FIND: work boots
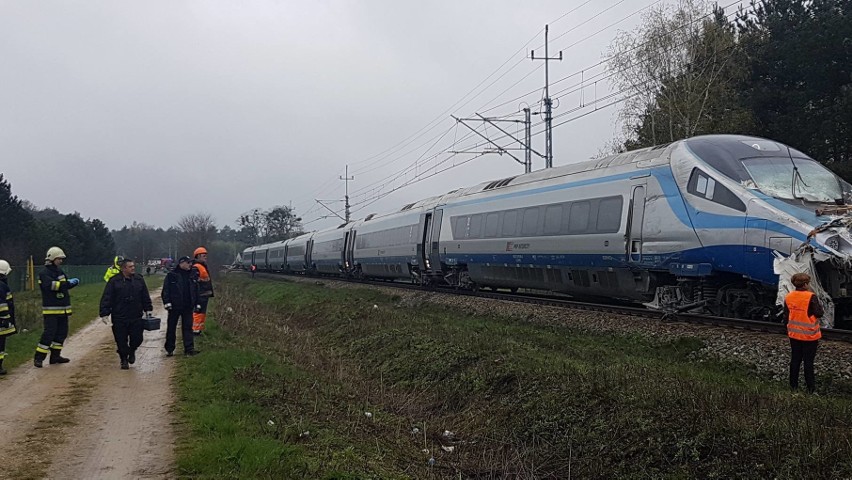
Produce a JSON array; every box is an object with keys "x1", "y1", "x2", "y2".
[
  {"x1": 49, "y1": 349, "x2": 70, "y2": 364},
  {"x1": 34, "y1": 351, "x2": 47, "y2": 368},
  {"x1": 128, "y1": 350, "x2": 136, "y2": 364},
  {"x1": 0, "y1": 359, "x2": 6, "y2": 375}
]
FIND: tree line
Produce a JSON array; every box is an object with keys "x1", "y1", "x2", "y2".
[
  {"x1": 0, "y1": 174, "x2": 303, "y2": 268},
  {"x1": 0, "y1": 174, "x2": 115, "y2": 266},
  {"x1": 609, "y1": 0, "x2": 851, "y2": 179}
]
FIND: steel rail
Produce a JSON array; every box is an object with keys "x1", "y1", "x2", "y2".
[{"x1": 247, "y1": 271, "x2": 852, "y2": 343}]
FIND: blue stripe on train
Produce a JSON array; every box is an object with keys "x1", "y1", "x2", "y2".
[
  {"x1": 358, "y1": 245, "x2": 779, "y2": 285},
  {"x1": 444, "y1": 166, "x2": 810, "y2": 243}
]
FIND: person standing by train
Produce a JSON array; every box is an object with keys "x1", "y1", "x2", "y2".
[
  {"x1": 784, "y1": 273, "x2": 823, "y2": 394},
  {"x1": 99, "y1": 258, "x2": 153, "y2": 369},
  {"x1": 191, "y1": 247, "x2": 214, "y2": 335},
  {"x1": 162, "y1": 256, "x2": 199, "y2": 356},
  {"x1": 34, "y1": 247, "x2": 79, "y2": 368},
  {"x1": 0, "y1": 260, "x2": 16, "y2": 375}
]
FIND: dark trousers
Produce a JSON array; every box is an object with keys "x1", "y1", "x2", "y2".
[
  {"x1": 165, "y1": 308, "x2": 194, "y2": 353},
  {"x1": 112, "y1": 318, "x2": 144, "y2": 360},
  {"x1": 0, "y1": 334, "x2": 7, "y2": 358},
  {"x1": 790, "y1": 338, "x2": 819, "y2": 392},
  {"x1": 38, "y1": 314, "x2": 69, "y2": 352}
]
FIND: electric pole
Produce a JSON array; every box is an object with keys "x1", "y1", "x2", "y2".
[
  {"x1": 451, "y1": 113, "x2": 542, "y2": 174},
  {"x1": 523, "y1": 107, "x2": 532, "y2": 173},
  {"x1": 340, "y1": 165, "x2": 354, "y2": 223},
  {"x1": 531, "y1": 24, "x2": 562, "y2": 168}
]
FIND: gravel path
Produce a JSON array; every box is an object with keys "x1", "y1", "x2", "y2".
[{"x1": 284, "y1": 275, "x2": 852, "y2": 384}]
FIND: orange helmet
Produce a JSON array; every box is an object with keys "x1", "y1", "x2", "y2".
[{"x1": 194, "y1": 247, "x2": 208, "y2": 257}]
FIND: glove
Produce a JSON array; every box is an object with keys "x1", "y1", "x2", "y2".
[
  {"x1": 194, "y1": 305, "x2": 202, "y2": 313},
  {"x1": 164, "y1": 303, "x2": 172, "y2": 310},
  {"x1": 100, "y1": 316, "x2": 109, "y2": 325},
  {"x1": 69, "y1": 278, "x2": 80, "y2": 286}
]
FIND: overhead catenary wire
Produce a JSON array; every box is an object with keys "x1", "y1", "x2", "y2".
[
  {"x1": 302, "y1": 0, "x2": 750, "y2": 226},
  {"x1": 296, "y1": 0, "x2": 638, "y2": 215}
]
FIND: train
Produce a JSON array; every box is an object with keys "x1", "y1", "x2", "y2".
[{"x1": 241, "y1": 135, "x2": 852, "y2": 326}]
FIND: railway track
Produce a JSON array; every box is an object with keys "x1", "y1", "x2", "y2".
[{"x1": 248, "y1": 271, "x2": 852, "y2": 343}]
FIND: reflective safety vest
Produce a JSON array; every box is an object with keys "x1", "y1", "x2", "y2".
[
  {"x1": 785, "y1": 290, "x2": 822, "y2": 341},
  {"x1": 193, "y1": 262, "x2": 214, "y2": 297}
]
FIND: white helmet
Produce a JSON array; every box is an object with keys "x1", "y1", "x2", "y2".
[
  {"x1": 0, "y1": 260, "x2": 10, "y2": 275},
  {"x1": 46, "y1": 247, "x2": 67, "y2": 262}
]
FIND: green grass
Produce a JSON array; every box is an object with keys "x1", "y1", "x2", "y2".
[
  {"x1": 174, "y1": 275, "x2": 852, "y2": 479},
  {"x1": 1, "y1": 273, "x2": 164, "y2": 371}
]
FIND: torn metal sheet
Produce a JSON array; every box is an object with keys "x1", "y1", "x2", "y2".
[{"x1": 774, "y1": 246, "x2": 835, "y2": 328}]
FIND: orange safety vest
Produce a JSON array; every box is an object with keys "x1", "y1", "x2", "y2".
[
  {"x1": 785, "y1": 290, "x2": 822, "y2": 341},
  {"x1": 194, "y1": 263, "x2": 210, "y2": 282}
]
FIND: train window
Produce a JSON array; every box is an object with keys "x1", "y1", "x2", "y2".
[
  {"x1": 522, "y1": 208, "x2": 540, "y2": 236},
  {"x1": 596, "y1": 197, "x2": 623, "y2": 233},
  {"x1": 688, "y1": 169, "x2": 746, "y2": 212},
  {"x1": 451, "y1": 216, "x2": 465, "y2": 239},
  {"x1": 569, "y1": 202, "x2": 591, "y2": 233},
  {"x1": 544, "y1": 205, "x2": 563, "y2": 235},
  {"x1": 468, "y1": 215, "x2": 483, "y2": 238},
  {"x1": 484, "y1": 212, "x2": 500, "y2": 237},
  {"x1": 502, "y1": 210, "x2": 519, "y2": 236}
]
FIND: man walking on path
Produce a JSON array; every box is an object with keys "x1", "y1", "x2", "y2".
[
  {"x1": 162, "y1": 256, "x2": 200, "y2": 357},
  {"x1": 191, "y1": 247, "x2": 214, "y2": 334},
  {"x1": 35, "y1": 247, "x2": 79, "y2": 368},
  {"x1": 99, "y1": 258, "x2": 153, "y2": 370},
  {"x1": 0, "y1": 260, "x2": 16, "y2": 375}
]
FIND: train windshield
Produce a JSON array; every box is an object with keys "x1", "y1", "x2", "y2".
[{"x1": 740, "y1": 157, "x2": 843, "y2": 203}]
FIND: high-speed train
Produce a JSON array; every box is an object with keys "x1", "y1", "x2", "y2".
[{"x1": 242, "y1": 135, "x2": 852, "y2": 322}]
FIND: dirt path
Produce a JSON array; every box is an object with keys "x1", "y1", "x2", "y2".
[{"x1": 0, "y1": 289, "x2": 177, "y2": 480}]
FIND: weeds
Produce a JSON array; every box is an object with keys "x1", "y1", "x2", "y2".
[{"x1": 175, "y1": 275, "x2": 852, "y2": 479}]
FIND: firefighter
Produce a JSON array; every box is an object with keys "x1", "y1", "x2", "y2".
[
  {"x1": 784, "y1": 272, "x2": 823, "y2": 394},
  {"x1": 99, "y1": 258, "x2": 153, "y2": 369},
  {"x1": 162, "y1": 256, "x2": 200, "y2": 356},
  {"x1": 103, "y1": 255, "x2": 123, "y2": 282},
  {"x1": 0, "y1": 260, "x2": 16, "y2": 375},
  {"x1": 191, "y1": 247, "x2": 213, "y2": 334},
  {"x1": 35, "y1": 247, "x2": 79, "y2": 368}
]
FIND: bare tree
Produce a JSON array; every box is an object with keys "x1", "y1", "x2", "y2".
[
  {"x1": 177, "y1": 212, "x2": 217, "y2": 253},
  {"x1": 608, "y1": 0, "x2": 740, "y2": 147}
]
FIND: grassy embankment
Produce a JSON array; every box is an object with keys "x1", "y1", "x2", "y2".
[
  {"x1": 175, "y1": 275, "x2": 852, "y2": 479},
  {"x1": 1, "y1": 274, "x2": 164, "y2": 371}
]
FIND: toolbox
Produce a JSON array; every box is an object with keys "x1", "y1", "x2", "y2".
[{"x1": 142, "y1": 315, "x2": 161, "y2": 331}]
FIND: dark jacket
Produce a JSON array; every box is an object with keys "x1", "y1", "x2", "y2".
[
  {"x1": 39, "y1": 264, "x2": 77, "y2": 313},
  {"x1": 162, "y1": 266, "x2": 198, "y2": 311},
  {"x1": 100, "y1": 273, "x2": 153, "y2": 321}
]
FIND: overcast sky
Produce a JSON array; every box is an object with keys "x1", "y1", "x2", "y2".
[{"x1": 2, "y1": 0, "x2": 690, "y2": 231}]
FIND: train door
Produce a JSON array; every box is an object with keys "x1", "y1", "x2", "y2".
[
  {"x1": 420, "y1": 213, "x2": 433, "y2": 271},
  {"x1": 305, "y1": 239, "x2": 314, "y2": 271},
  {"x1": 343, "y1": 231, "x2": 355, "y2": 272},
  {"x1": 429, "y1": 209, "x2": 444, "y2": 272},
  {"x1": 627, "y1": 185, "x2": 646, "y2": 264},
  {"x1": 283, "y1": 245, "x2": 289, "y2": 271},
  {"x1": 744, "y1": 199, "x2": 768, "y2": 280}
]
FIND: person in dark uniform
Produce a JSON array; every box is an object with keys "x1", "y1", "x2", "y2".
[
  {"x1": 162, "y1": 256, "x2": 200, "y2": 357},
  {"x1": 0, "y1": 260, "x2": 16, "y2": 375},
  {"x1": 35, "y1": 247, "x2": 79, "y2": 368},
  {"x1": 99, "y1": 258, "x2": 153, "y2": 370}
]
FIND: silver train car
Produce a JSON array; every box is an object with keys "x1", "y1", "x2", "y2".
[{"x1": 244, "y1": 135, "x2": 852, "y2": 322}]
